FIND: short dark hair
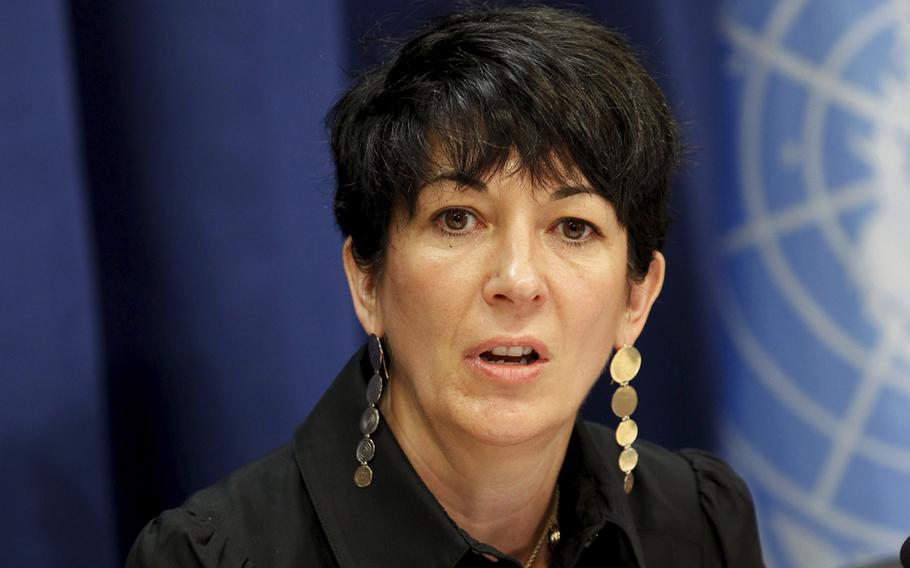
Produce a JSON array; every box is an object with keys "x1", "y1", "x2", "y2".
[{"x1": 329, "y1": 5, "x2": 679, "y2": 280}]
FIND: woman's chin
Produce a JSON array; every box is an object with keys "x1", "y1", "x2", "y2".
[{"x1": 450, "y1": 401, "x2": 565, "y2": 448}]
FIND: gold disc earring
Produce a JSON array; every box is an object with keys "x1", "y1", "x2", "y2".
[
  {"x1": 354, "y1": 334, "x2": 388, "y2": 488},
  {"x1": 610, "y1": 344, "x2": 641, "y2": 494}
]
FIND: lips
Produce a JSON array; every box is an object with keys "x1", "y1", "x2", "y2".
[
  {"x1": 465, "y1": 337, "x2": 550, "y2": 384},
  {"x1": 478, "y1": 345, "x2": 540, "y2": 365}
]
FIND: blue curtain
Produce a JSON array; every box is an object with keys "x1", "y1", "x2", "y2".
[
  {"x1": 1, "y1": 3, "x2": 115, "y2": 566},
  {"x1": 3, "y1": 1, "x2": 907, "y2": 566},
  {"x1": 3, "y1": 1, "x2": 354, "y2": 564}
]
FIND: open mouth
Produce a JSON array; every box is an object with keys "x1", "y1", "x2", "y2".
[{"x1": 478, "y1": 346, "x2": 541, "y2": 365}]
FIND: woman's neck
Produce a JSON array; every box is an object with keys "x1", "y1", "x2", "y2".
[{"x1": 381, "y1": 388, "x2": 571, "y2": 566}]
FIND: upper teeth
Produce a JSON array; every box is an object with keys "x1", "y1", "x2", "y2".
[{"x1": 490, "y1": 346, "x2": 533, "y2": 356}]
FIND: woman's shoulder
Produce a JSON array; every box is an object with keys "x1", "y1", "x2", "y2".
[
  {"x1": 126, "y1": 443, "x2": 334, "y2": 568},
  {"x1": 581, "y1": 421, "x2": 764, "y2": 566}
]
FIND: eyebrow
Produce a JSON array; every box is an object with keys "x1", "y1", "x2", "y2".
[
  {"x1": 428, "y1": 171, "x2": 487, "y2": 191},
  {"x1": 427, "y1": 171, "x2": 595, "y2": 201},
  {"x1": 549, "y1": 185, "x2": 594, "y2": 200}
]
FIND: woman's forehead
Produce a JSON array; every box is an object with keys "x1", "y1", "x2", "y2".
[
  {"x1": 421, "y1": 171, "x2": 597, "y2": 202},
  {"x1": 423, "y1": 150, "x2": 595, "y2": 194}
]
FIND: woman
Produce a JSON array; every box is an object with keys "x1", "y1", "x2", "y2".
[{"x1": 128, "y1": 6, "x2": 764, "y2": 567}]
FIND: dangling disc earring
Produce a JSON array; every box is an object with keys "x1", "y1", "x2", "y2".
[
  {"x1": 353, "y1": 334, "x2": 388, "y2": 488},
  {"x1": 610, "y1": 344, "x2": 641, "y2": 494}
]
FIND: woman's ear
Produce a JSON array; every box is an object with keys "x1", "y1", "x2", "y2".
[
  {"x1": 342, "y1": 237, "x2": 383, "y2": 335},
  {"x1": 618, "y1": 251, "x2": 666, "y2": 347}
]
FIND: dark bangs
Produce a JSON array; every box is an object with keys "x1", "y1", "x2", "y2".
[{"x1": 329, "y1": 6, "x2": 679, "y2": 278}]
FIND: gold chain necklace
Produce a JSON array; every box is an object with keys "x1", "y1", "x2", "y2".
[{"x1": 523, "y1": 484, "x2": 560, "y2": 568}]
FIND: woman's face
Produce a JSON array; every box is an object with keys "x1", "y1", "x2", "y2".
[{"x1": 344, "y1": 164, "x2": 664, "y2": 447}]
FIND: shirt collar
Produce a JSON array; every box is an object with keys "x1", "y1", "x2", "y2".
[
  {"x1": 294, "y1": 347, "x2": 646, "y2": 567},
  {"x1": 564, "y1": 414, "x2": 648, "y2": 566}
]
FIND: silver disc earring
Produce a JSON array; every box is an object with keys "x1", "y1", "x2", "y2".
[{"x1": 354, "y1": 334, "x2": 388, "y2": 488}]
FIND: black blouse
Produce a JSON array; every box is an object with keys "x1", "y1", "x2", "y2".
[{"x1": 127, "y1": 348, "x2": 765, "y2": 567}]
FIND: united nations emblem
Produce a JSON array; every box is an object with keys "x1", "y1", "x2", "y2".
[{"x1": 717, "y1": 1, "x2": 910, "y2": 565}]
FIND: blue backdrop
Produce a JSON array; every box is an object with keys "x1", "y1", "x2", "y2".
[{"x1": 2, "y1": 1, "x2": 907, "y2": 567}]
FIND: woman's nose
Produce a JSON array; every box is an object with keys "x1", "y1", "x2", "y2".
[{"x1": 481, "y1": 232, "x2": 547, "y2": 309}]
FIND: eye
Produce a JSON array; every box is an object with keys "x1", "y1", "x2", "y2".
[
  {"x1": 434, "y1": 208, "x2": 479, "y2": 235},
  {"x1": 556, "y1": 218, "x2": 594, "y2": 242}
]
